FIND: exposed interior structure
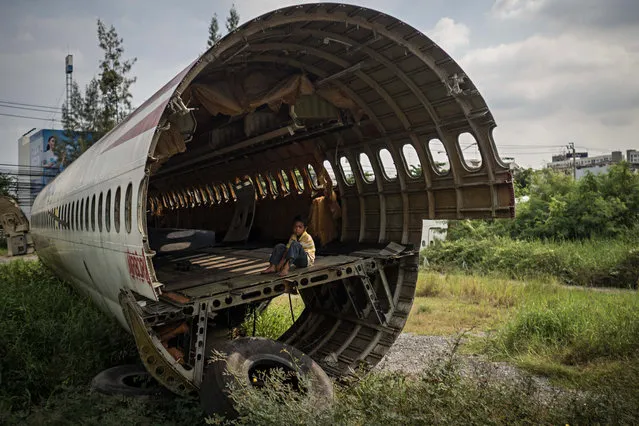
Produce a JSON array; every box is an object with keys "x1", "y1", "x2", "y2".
[{"x1": 133, "y1": 4, "x2": 514, "y2": 394}]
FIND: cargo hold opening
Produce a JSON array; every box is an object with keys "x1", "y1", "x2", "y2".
[{"x1": 145, "y1": 64, "x2": 373, "y2": 293}]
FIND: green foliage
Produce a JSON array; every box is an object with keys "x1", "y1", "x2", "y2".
[
  {"x1": 58, "y1": 20, "x2": 136, "y2": 167},
  {"x1": 97, "y1": 19, "x2": 137, "y2": 130},
  {"x1": 492, "y1": 291, "x2": 639, "y2": 365},
  {"x1": 211, "y1": 350, "x2": 635, "y2": 425},
  {"x1": 0, "y1": 260, "x2": 137, "y2": 413},
  {"x1": 422, "y1": 237, "x2": 639, "y2": 288},
  {"x1": 0, "y1": 173, "x2": 16, "y2": 198},
  {"x1": 240, "y1": 295, "x2": 304, "y2": 340},
  {"x1": 207, "y1": 13, "x2": 221, "y2": 47},
  {"x1": 451, "y1": 163, "x2": 639, "y2": 241},
  {"x1": 226, "y1": 4, "x2": 240, "y2": 32}
]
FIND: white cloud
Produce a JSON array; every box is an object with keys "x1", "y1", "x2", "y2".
[
  {"x1": 460, "y1": 26, "x2": 639, "y2": 166},
  {"x1": 491, "y1": 0, "x2": 546, "y2": 19},
  {"x1": 427, "y1": 18, "x2": 470, "y2": 53}
]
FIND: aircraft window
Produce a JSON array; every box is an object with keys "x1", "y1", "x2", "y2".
[
  {"x1": 339, "y1": 156, "x2": 355, "y2": 185},
  {"x1": 186, "y1": 188, "x2": 195, "y2": 206},
  {"x1": 85, "y1": 196, "x2": 90, "y2": 232},
  {"x1": 359, "y1": 153, "x2": 375, "y2": 183},
  {"x1": 220, "y1": 183, "x2": 230, "y2": 202},
  {"x1": 322, "y1": 160, "x2": 338, "y2": 187},
  {"x1": 80, "y1": 199, "x2": 84, "y2": 231},
  {"x1": 125, "y1": 182, "x2": 132, "y2": 234},
  {"x1": 402, "y1": 143, "x2": 422, "y2": 178},
  {"x1": 279, "y1": 170, "x2": 290, "y2": 194},
  {"x1": 428, "y1": 138, "x2": 450, "y2": 175},
  {"x1": 307, "y1": 164, "x2": 319, "y2": 189},
  {"x1": 91, "y1": 195, "x2": 96, "y2": 232},
  {"x1": 267, "y1": 173, "x2": 278, "y2": 196},
  {"x1": 255, "y1": 174, "x2": 268, "y2": 198},
  {"x1": 293, "y1": 168, "x2": 305, "y2": 192},
  {"x1": 114, "y1": 186, "x2": 121, "y2": 233},
  {"x1": 105, "y1": 190, "x2": 111, "y2": 232},
  {"x1": 177, "y1": 190, "x2": 186, "y2": 208},
  {"x1": 225, "y1": 182, "x2": 236, "y2": 202},
  {"x1": 203, "y1": 185, "x2": 215, "y2": 204},
  {"x1": 194, "y1": 187, "x2": 203, "y2": 205},
  {"x1": 378, "y1": 149, "x2": 398, "y2": 180},
  {"x1": 458, "y1": 132, "x2": 482, "y2": 170},
  {"x1": 98, "y1": 193, "x2": 103, "y2": 232},
  {"x1": 70, "y1": 203, "x2": 74, "y2": 231}
]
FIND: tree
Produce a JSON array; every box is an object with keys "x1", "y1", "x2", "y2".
[
  {"x1": 59, "y1": 79, "x2": 101, "y2": 166},
  {"x1": 57, "y1": 20, "x2": 136, "y2": 168},
  {"x1": 0, "y1": 173, "x2": 16, "y2": 198},
  {"x1": 96, "y1": 19, "x2": 137, "y2": 130},
  {"x1": 226, "y1": 4, "x2": 240, "y2": 32},
  {"x1": 207, "y1": 13, "x2": 221, "y2": 47}
]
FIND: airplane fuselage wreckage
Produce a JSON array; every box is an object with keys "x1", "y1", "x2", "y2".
[{"x1": 30, "y1": 3, "x2": 514, "y2": 415}]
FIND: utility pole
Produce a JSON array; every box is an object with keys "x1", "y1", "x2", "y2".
[
  {"x1": 65, "y1": 55, "x2": 73, "y2": 119},
  {"x1": 567, "y1": 142, "x2": 576, "y2": 179}
]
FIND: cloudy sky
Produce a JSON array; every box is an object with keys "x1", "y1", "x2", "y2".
[{"x1": 1, "y1": 0, "x2": 638, "y2": 169}]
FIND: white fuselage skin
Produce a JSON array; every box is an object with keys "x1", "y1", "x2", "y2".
[{"x1": 31, "y1": 64, "x2": 194, "y2": 330}]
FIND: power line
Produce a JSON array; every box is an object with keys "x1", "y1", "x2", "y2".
[
  {"x1": 0, "y1": 103, "x2": 61, "y2": 115},
  {"x1": 0, "y1": 99, "x2": 59, "y2": 111},
  {"x1": 0, "y1": 112, "x2": 62, "y2": 123}
]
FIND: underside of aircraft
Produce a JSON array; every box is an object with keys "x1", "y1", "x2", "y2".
[{"x1": 30, "y1": 3, "x2": 514, "y2": 414}]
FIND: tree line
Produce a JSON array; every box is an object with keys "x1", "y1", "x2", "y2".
[
  {"x1": 448, "y1": 162, "x2": 639, "y2": 241},
  {"x1": 57, "y1": 5, "x2": 240, "y2": 168}
]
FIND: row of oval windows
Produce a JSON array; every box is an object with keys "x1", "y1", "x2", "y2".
[
  {"x1": 148, "y1": 136, "x2": 481, "y2": 210},
  {"x1": 33, "y1": 183, "x2": 135, "y2": 235},
  {"x1": 149, "y1": 166, "x2": 322, "y2": 211}
]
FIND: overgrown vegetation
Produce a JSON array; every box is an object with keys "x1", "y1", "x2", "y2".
[
  {"x1": 212, "y1": 345, "x2": 635, "y2": 426},
  {"x1": 496, "y1": 163, "x2": 639, "y2": 240},
  {"x1": 422, "y1": 164, "x2": 639, "y2": 288},
  {"x1": 239, "y1": 295, "x2": 304, "y2": 340},
  {"x1": 0, "y1": 260, "x2": 136, "y2": 414},
  {"x1": 1, "y1": 261, "x2": 637, "y2": 424},
  {"x1": 422, "y1": 236, "x2": 639, "y2": 288}
]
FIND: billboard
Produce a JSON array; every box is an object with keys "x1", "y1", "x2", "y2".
[{"x1": 28, "y1": 129, "x2": 94, "y2": 195}]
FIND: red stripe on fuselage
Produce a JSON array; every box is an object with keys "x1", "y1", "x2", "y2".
[
  {"x1": 101, "y1": 102, "x2": 166, "y2": 153},
  {"x1": 100, "y1": 60, "x2": 197, "y2": 154}
]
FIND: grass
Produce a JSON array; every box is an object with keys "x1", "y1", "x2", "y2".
[
  {"x1": 405, "y1": 272, "x2": 553, "y2": 335},
  {"x1": 214, "y1": 349, "x2": 629, "y2": 426},
  {"x1": 422, "y1": 236, "x2": 639, "y2": 288},
  {"x1": 1, "y1": 259, "x2": 637, "y2": 424},
  {"x1": 409, "y1": 270, "x2": 639, "y2": 420},
  {"x1": 240, "y1": 294, "x2": 305, "y2": 340}
]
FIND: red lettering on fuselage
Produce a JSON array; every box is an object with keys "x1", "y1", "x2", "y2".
[{"x1": 126, "y1": 250, "x2": 151, "y2": 286}]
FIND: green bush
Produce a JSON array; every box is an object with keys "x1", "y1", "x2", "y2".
[
  {"x1": 212, "y1": 352, "x2": 636, "y2": 425},
  {"x1": 450, "y1": 163, "x2": 639, "y2": 241},
  {"x1": 492, "y1": 291, "x2": 639, "y2": 365},
  {"x1": 422, "y1": 237, "x2": 639, "y2": 288},
  {"x1": 0, "y1": 260, "x2": 137, "y2": 413}
]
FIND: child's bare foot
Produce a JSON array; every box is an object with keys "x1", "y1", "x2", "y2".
[
  {"x1": 278, "y1": 263, "x2": 290, "y2": 277},
  {"x1": 261, "y1": 264, "x2": 277, "y2": 274}
]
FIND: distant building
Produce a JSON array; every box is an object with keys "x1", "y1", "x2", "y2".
[
  {"x1": 17, "y1": 128, "x2": 94, "y2": 218},
  {"x1": 627, "y1": 149, "x2": 639, "y2": 165},
  {"x1": 421, "y1": 220, "x2": 448, "y2": 248},
  {"x1": 501, "y1": 156, "x2": 521, "y2": 170},
  {"x1": 547, "y1": 150, "x2": 624, "y2": 177}
]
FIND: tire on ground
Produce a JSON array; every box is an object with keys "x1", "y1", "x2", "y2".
[
  {"x1": 200, "y1": 337, "x2": 334, "y2": 417},
  {"x1": 91, "y1": 364, "x2": 163, "y2": 397}
]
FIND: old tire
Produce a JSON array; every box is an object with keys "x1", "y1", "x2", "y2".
[
  {"x1": 91, "y1": 364, "x2": 164, "y2": 397},
  {"x1": 200, "y1": 337, "x2": 333, "y2": 417}
]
